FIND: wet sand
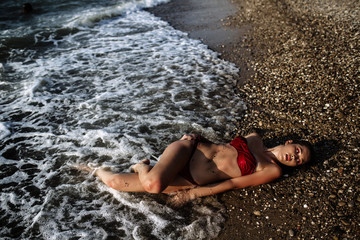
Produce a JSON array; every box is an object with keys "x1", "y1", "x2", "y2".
[{"x1": 149, "y1": 0, "x2": 359, "y2": 239}]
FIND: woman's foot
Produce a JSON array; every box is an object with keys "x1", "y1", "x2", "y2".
[
  {"x1": 130, "y1": 159, "x2": 150, "y2": 173},
  {"x1": 73, "y1": 163, "x2": 93, "y2": 173},
  {"x1": 72, "y1": 163, "x2": 110, "y2": 176}
]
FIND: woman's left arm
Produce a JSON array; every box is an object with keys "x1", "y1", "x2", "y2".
[
  {"x1": 167, "y1": 179, "x2": 235, "y2": 206},
  {"x1": 168, "y1": 166, "x2": 281, "y2": 206}
]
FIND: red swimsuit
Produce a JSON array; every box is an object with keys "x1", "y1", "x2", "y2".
[{"x1": 229, "y1": 137, "x2": 257, "y2": 176}]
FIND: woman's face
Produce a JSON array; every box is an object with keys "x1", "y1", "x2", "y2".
[{"x1": 274, "y1": 140, "x2": 311, "y2": 167}]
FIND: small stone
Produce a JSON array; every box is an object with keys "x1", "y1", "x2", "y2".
[
  {"x1": 341, "y1": 220, "x2": 350, "y2": 226},
  {"x1": 338, "y1": 201, "x2": 346, "y2": 207},
  {"x1": 289, "y1": 229, "x2": 295, "y2": 237},
  {"x1": 253, "y1": 210, "x2": 261, "y2": 216},
  {"x1": 329, "y1": 194, "x2": 336, "y2": 199}
]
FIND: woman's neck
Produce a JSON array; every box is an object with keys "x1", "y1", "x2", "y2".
[{"x1": 264, "y1": 147, "x2": 280, "y2": 164}]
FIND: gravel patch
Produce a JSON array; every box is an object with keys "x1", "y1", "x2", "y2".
[{"x1": 217, "y1": 0, "x2": 359, "y2": 239}]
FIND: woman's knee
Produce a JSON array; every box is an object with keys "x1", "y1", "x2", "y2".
[
  {"x1": 143, "y1": 141, "x2": 194, "y2": 193},
  {"x1": 142, "y1": 177, "x2": 163, "y2": 194},
  {"x1": 165, "y1": 140, "x2": 194, "y2": 156}
]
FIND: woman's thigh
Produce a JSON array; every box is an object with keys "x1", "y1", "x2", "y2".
[{"x1": 149, "y1": 140, "x2": 195, "y2": 185}]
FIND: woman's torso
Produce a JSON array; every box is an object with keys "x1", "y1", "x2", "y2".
[
  {"x1": 188, "y1": 141, "x2": 241, "y2": 185},
  {"x1": 189, "y1": 139, "x2": 273, "y2": 185}
]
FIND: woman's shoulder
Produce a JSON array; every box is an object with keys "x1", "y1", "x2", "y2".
[{"x1": 243, "y1": 133, "x2": 265, "y2": 155}]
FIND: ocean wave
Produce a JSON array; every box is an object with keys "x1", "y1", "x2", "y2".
[{"x1": 64, "y1": 0, "x2": 170, "y2": 28}]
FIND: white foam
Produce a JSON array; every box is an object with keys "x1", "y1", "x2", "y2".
[
  {"x1": 0, "y1": 122, "x2": 11, "y2": 140},
  {"x1": 0, "y1": 5, "x2": 243, "y2": 240},
  {"x1": 64, "y1": 0, "x2": 170, "y2": 28}
]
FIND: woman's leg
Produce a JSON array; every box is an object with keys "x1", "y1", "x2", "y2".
[
  {"x1": 78, "y1": 165, "x2": 194, "y2": 193},
  {"x1": 130, "y1": 140, "x2": 195, "y2": 193}
]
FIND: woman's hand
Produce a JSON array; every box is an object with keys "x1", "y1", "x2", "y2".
[
  {"x1": 167, "y1": 189, "x2": 195, "y2": 207},
  {"x1": 180, "y1": 134, "x2": 198, "y2": 141}
]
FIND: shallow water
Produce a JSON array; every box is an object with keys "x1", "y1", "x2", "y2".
[{"x1": 0, "y1": 0, "x2": 246, "y2": 239}]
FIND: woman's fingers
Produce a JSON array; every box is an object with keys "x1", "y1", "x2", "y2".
[
  {"x1": 167, "y1": 190, "x2": 191, "y2": 207},
  {"x1": 180, "y1": 134, "x2": 197, "y2": 141}
]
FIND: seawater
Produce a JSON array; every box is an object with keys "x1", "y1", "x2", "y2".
[{"x1": 0, "y1": 0, "x2": 246, "y2": 239}]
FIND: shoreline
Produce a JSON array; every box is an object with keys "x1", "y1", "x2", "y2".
[
  {"x1": 149, "y1": 0, "x2": 359, "y2": 239},
  {"x1": 147, "y1": 0, "x2": 254, "y2": 84}
]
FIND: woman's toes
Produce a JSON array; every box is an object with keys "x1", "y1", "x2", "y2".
[{"x1": 72, "y1": 163, "x2": 93, "y2": 173}]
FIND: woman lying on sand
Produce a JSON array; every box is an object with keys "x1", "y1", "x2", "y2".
[{"x1": 76, "y1": 133, "x2": 312, "y2": 206}]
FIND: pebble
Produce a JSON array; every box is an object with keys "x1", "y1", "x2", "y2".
[
  {"x1": 221, "y1": 0, "x2": 360, "y2": 238},
  {"x1": 341, "y1": 220, "x2": 350, "y2": 226},
  {"x1": 289, "y1": 229, "x2": 295, "y2": 237},
  {"x1": 253, "y1": 210, "x2": 261, "y2": 216}
]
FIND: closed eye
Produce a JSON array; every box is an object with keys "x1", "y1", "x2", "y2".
[{"x1": 296, "y1": 146, "x2": 303, "y2": 165}]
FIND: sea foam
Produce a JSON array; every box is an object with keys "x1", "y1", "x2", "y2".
[{"x1": 0, "y1": 2, "x2": 243, "y2": 239}]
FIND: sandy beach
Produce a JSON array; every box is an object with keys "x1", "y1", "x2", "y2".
[{"x1": 149, "y1": 0, "x2": 360, "y2": 239}]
